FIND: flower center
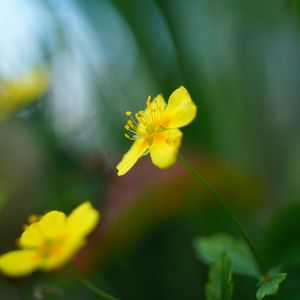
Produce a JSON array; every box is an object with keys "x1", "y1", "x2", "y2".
[
  {"x1": 124, "y1": 96, "x2": 165, "y2": 141},
  {"x1": 34, "y1": 235, "x2": 68, "y2": 260}
]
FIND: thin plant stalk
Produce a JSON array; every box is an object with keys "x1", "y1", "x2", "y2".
[
  {"x1": 178, "y1": 153, "x2": 264, "y2": 275},
  {"x1": 71, "y1": 265, "x2": 119, "y2": 300}
]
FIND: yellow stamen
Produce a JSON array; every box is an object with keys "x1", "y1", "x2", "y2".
[
  {"x1": 27, "y1": 214, "x2": 39, "y2": 224},
  {"x1": 124, "y1": 133, "x2": 136, "y2": 140},
  {"x1": 123, "y1": 94, "x2": 167, "y2": 141}
]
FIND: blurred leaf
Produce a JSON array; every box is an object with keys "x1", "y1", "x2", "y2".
[
  {"x1": 194, "y1": 233, "x2": 259, "y2": 278},
  {"x1": 256, "y1": 272, "x2": 287, "y2": 300},
  {"x1": 205, "y1": 254, "x2": 233, "y2": 300},
  {"x1": 0, "y1": 183, "x2": 8, "y2": 212},
  {"x1": 261, "y1": 202, "x2": 300, "y2": 268},
  {"x1": 83, "y1": 155, "x2": 264, "y2": 268},
  {"x1": 293, "y1": 0, "x2": 300, "y2": 22}
]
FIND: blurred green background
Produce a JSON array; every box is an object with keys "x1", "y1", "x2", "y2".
[{"x1": 1, "y1": 0, "x2": 300, "y2": 299}]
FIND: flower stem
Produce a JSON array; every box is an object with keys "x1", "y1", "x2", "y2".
[
  {"x1": 178, "y1": 153, "x2": 264, "y2": 275},
  {"x1": 71, "y1": 266, "x2": 119, "y2": 300}
]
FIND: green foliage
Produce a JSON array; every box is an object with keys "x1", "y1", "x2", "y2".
[
  {"x1": 194, "y1": 233, "x2": 259, "y2": 278},
  {"x1": 256, "y1": 272, "x2": 287, "y2": 300},
  {"x1": 205, "y1": 254, "x2": 233, "y2": 300},
  {"x1": 195, "y1": 233, "x2": 287, "y2": 299},
  {"x1": 262, "y1": 202, "x2": 300, "y2": 268}
]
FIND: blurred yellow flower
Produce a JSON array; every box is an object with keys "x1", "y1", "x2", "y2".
[
  {"x1": 0, "y1": 202, "x2": 99, "y2": 277},
  {"x1": 116, "y1": 86, "x2": 197, "y2": 176},
  {"x1": 0, "y1": 68, "x2": 48, "y2": 121}
]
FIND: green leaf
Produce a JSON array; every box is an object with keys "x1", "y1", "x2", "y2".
[
  {"x1": 205, "y1": 254, "x2": 233, "y2": 300},
  {"x1": 194, "y1": 233, "x2": 260, "y2": 278},
  {"x1": 256, "y1": 272, "x2": 287, "y2": 300}
]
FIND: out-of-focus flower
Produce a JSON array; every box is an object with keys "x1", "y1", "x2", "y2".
[
  {"x1": 0, "y1": 202, "x2": 99, "y2": 277},
  {"x1": 0, "y1": 68, "x2": 48, "y2": 121},
  {"x1": 116, "y1": 86, "x2": 197, "y2": 176}
]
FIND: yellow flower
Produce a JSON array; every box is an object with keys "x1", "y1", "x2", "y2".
[
  {"x1": 0, "y1": 202, "x2": 99, "y2": 277},
  {"x1": 0, "y1": 68, "x2": 48, "y2": 121},
  {"x1": 116, "y1": 86, "x2": 197, "y2": 176}
]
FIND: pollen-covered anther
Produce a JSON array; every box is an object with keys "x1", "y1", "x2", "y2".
[
  {"x1": 124, "y1": 124, "x2": 130, "y2": 130},
  {"x1": 27, "y1": 214, "x2": 39, "y2": 224},
  {"x1": 116, "y1": 86, "x2": 197, "y2": 176},
  {"x1": 125, "y1": 111, "x2": 132, "y2": 116},
  {"x1": 136, "y1": 110, "x2": 151, "y2": 125},
  {"x1": 146, "y1": 95, "x2": 151, "y2": 108},
  {"x1": 124, "y1": 133, "x2": 136, "y2": 141}
]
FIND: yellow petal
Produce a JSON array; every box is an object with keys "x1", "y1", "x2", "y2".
[
  {"x1": 20, "y1": 211, "x2": 66, "y2": 248},
  {"x1": 19, "y1": 223, "x2": 44, "y2": 248},
  {"x1": 150, "y1": 129, "x2": 182, "y2": 168},
  {"x1": 40, "y1": 237, "x2": 84, "y2": 271},
  {"x1": 149, "y1": 94, "x2": 166, "y2": 115},
  {"x1": 66, "y1": 201, "x2": 99, "y2": 237},
  {"x1": 153, "y1": 94, "x2": 166, "y2": 109},
  {"x1": 143, "y1": 94, "x2": 166, "y2": 115},
  {"x1": 163, "y1": 86, "x2": 197, "y2": 128},
  {"x1": 42, "y1": 202, "x2": 100, "y2": 271},
  {"x1": 36, "y1": 211, "x2": 66, "y2": 237},
  {"x1": 116, "y1": 139, "x2": 148, "y2": 176},
  {"x1": 0, "y1": 250, "x2": 40, "y2": 277}
]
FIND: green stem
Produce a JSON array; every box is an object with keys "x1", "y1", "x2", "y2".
[
  {"x1": 178, "y1": 153, "x2": 264, "y2": 275},
  {"x1": 71, "y1": 266, "x2": 119, "y2": 300}
]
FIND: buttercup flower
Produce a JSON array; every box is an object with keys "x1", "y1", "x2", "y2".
[
  {"x1": 0, "y1": 68, "x2": 48, "y2": 121},
  {"x1": 0, "y1": 202, "x2": 99, "y2": 277},
  {"x1": 116, "y1": 86, "x2": 197, "y2": 176}
]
